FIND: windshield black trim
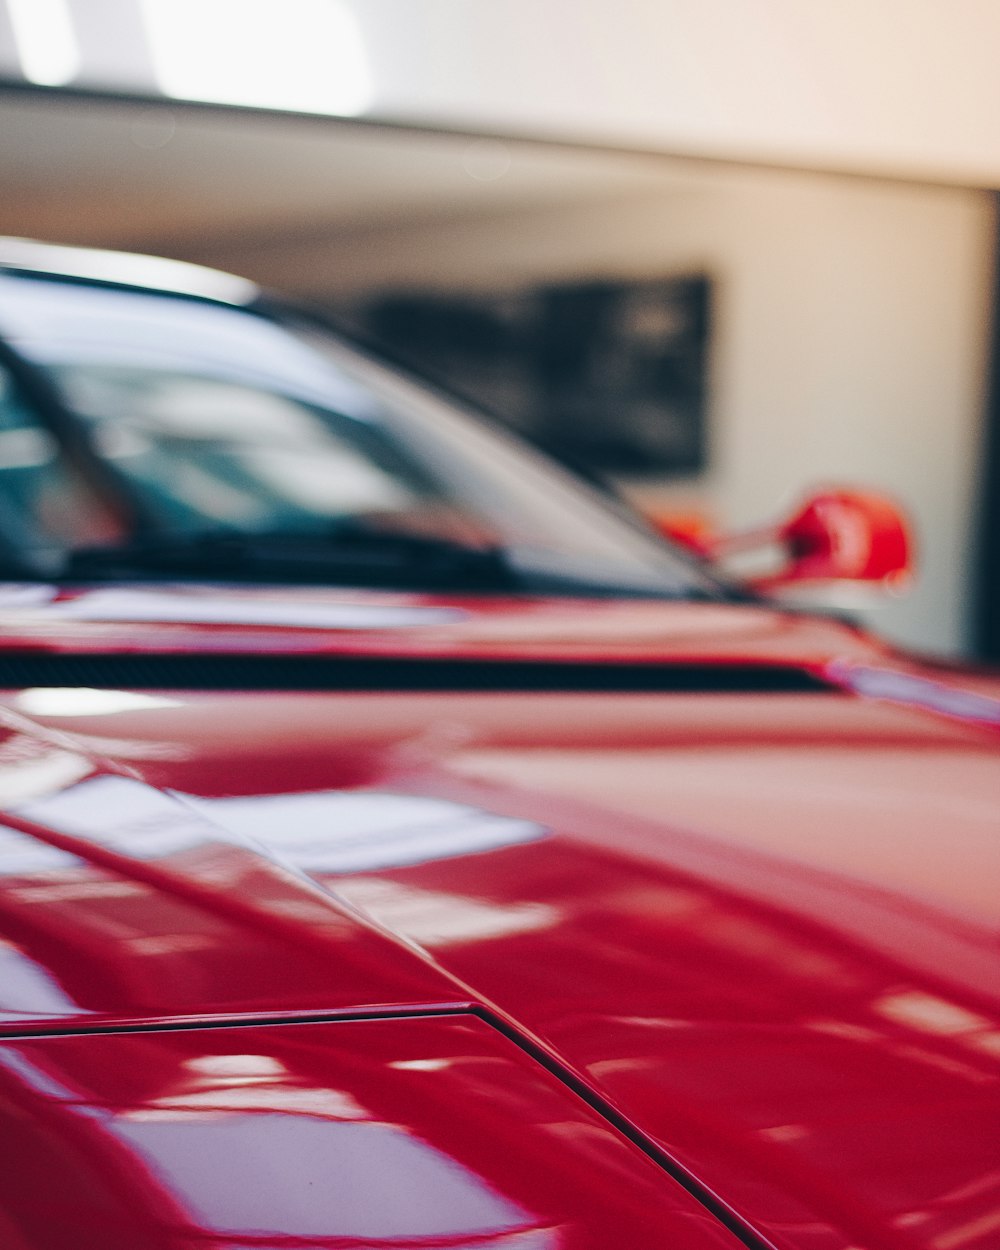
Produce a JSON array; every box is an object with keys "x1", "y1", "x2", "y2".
[{"x1": 0, "y1": 653, "x2": 832, "y2": 692}]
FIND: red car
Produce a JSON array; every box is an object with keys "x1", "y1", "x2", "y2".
[{"x1": 0, "y1": 239, "x2": 996, "y2": 1250}]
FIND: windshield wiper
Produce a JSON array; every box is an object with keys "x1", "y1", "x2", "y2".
[
  {"x1": 62, "y1": 526, "x2": 713, "y2": 600},
  {"x1": 62, "y1": 528, "x2": 519, "y2": 592}
]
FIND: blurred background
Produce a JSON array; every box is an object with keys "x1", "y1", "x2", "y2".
[{"x1": 0, "y1": 0, "x2": 998, "y2": 661}]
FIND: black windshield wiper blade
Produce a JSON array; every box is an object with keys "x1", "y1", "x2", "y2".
[{"x1": 62, "y1": 528, "x2": 519, "y2": 591}]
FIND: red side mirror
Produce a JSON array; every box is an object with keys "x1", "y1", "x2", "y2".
[
  {"x1": 768, "y1": 489, "x2": 913, "y2": 589},
  {"x1": 651, "y1": 489, "x2": 914, "y2": 592}
]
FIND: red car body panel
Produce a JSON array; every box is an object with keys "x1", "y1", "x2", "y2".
[
  {"x1": 0, "y1": 1014, "x2": 745, "y2": 1250},
  {"x1": 0, "y1": 584, "x2": 889, "y2": 665},
  {"x1": 0, "y1": 589, "x2": 998, "y2": 1250}
]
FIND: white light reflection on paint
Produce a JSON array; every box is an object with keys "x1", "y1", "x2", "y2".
[
  {"x1": 874, "y1": 989, "x2": 1000, "y2": 1064},
  {"x1": 830, "y1": 663, "x2": 1000, "y2": 728},
  {"x1": 185, "y1": 1054, "x2": 288, "y2": 1082},
  {"x1": 183, "y1": 790, "x2": 546, "y2": 874},
  {"x1": 14, "y1": 776, "x2": 554, "y2": 946},
  {"x1": 0, "y1": 824, "x2": 81, "y2": 876},
  {"x1": 0, "y1": 746, "x2": 92, "y2": 809},
  {"x1": 7, "y1": 0, "x2": 80, "y2": 85},
  {"x1": 111, "y1": 1116, "x2": 532, "y2": 1240},
  {"x1": 0, "y1": 940, "x2": 79, "y2": 1015},
  {"x1": 19, "y1": 776, "x2": 547, "y2": 877},
  {"x1": 875, "y1": 990, "x2": 991, "y2": 1038},
  {"x1": 0, "y1": 1046, "x2": 82, "y2": 1102},
  {"x1": 128, "y1": 1054, "x2": 368, "y2": 1122},
  {"x1": 139, "y1": 0, "x2": 373, "y2": 116},
  {"x1": 17, "y1": 775, "x2": 237, "y2": 861},
  {"x1": 333, "y1": 877, "x2": 557, "y2": 948},
  {"x1": 16, "y1": 689, "x2": 182, "y2": 718},
  {"x1": 389, "y1": 1058, "x2": 453, "y2": 1073},
  {"x1": 0, "y1": 1048, "x2": 537, "y2": 1243},
  {"x1": 41, "y1": 589, "x2": 463, "y2": 630}
]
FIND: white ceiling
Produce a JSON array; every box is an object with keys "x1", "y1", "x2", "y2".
[{"x1": 4, "y1": 1, "x2": 997, "y2": 187}]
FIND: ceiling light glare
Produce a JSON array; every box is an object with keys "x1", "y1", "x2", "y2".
[
  {"x1": 7, "y1": 0, "x2": 80, "y2": 86},
  {"x1": 140, "y1": 0, "x2": 373, "y2": 116}
]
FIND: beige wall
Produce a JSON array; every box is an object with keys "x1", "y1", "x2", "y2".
[{"x1": 218, "y1": 169, "x2": 995, "y2": 659}]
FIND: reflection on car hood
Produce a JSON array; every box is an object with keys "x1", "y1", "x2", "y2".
[
  {"x1": 0, "y1": 596, "x2": 997, "y2": 1250},
  {"x1": 0, "y1": 580, "x2": 883, "y2": 666}
]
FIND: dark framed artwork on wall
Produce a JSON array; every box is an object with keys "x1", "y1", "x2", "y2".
[{"x1": 335, "y1": 274, "x2": 712, "y2": 481}]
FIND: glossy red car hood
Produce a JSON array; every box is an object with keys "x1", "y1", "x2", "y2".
[
  {"x1": 0, "y1": 580, "x2": 892, "y2": 665},
  {"x1": 0, "y1": 587, "x2": 997, "y2": 1250}
]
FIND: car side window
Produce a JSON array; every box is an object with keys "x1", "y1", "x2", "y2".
[{"x1": 0, "y1": 360, "x2": 122, "y2": 568}]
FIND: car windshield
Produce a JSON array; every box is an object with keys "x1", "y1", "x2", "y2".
[{"x1": 0, "y1": 270, "x2": 717, "y2": 598}]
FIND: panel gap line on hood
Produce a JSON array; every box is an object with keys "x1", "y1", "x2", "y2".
[
  {"x1": 0, "y1": 1002, "x2": 478, "y2": 1042},
  {"x1": 468, "y1": 1004, "x2": 780, "y2": 1250},
  {"x1": 0, "y1": 997, "x2": 776, "y2": 1250},
  {"x1": 0, "y1": 652, "x2": 834, "y2": 692}
]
